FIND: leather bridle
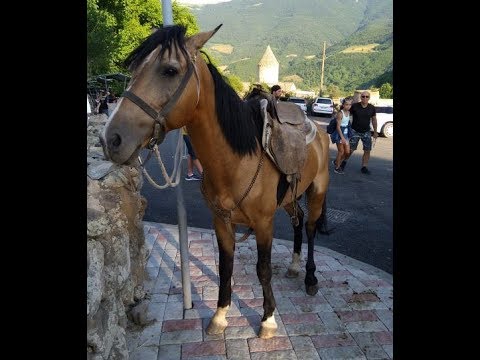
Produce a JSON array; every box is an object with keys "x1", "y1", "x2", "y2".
[{"x1": 121, "y1": 54, "x2": 200, "y2": 149}]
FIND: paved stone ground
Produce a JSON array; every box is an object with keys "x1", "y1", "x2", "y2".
[{"x1": 127, "y1": 222, "x2": 393, "y2": 360}]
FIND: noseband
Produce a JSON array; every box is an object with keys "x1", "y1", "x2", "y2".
[{"x1": 121, "y1": 55, "x2": 200, "y2": 149}]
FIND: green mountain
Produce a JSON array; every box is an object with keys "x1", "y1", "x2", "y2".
[{"x1": 185, "y1": 0, "x2": 392, "y2": 94}]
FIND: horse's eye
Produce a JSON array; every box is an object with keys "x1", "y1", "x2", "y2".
[{"x1": 163, "y1": 67, "x2": 178, "y2": 77}]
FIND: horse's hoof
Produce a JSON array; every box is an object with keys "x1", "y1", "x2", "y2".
[
  {"x1": 306, "y1": 284, "x2": 319, "y2": 296},
  {"x1": 258, "y1": 324, "x2": 277, "y2": 339},
  {"x1": 206, "y1": 318, "x2": 227, "y2": 335},
  {"x1": 285, "y1": 268, "x2": 299, "y2": 278}
]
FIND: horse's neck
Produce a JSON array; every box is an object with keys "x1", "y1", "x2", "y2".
[
  {"x1": 186, "y1": 61, "x2": 259, "y2": 198},
  {"x1": 188, "y1": 114, "x2": 237, "y2": 174},
  {"x1": 189, "y1": 112, "x2": 262, "y2": 207},
  {"x1": 187, "y1": 64, "x2": 240, "y2": 178}
]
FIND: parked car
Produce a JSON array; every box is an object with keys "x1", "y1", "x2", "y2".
[
  {"x1": 372, "y1": 105, "x2": 393, "y2": 138},
  {"x1": 311, "y1": 97, "x2": 334, "y2": 116},
  {"x1": 287, "y1": 97, "x2": 307, "y2": 114}
]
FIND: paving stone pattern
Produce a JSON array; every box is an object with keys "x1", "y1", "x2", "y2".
[{"x1": 127, "y1": 222, "x2": 393, "y2": 359}]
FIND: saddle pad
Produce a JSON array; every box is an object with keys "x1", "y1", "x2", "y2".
[
  {"x1": 275, "y1": 102, "x2": 306, "y2": 125},
  {"x1": 304, "y1": 117, "x2": 317, "y2": 145}
]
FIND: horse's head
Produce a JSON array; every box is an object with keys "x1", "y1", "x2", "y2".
[
  {"x1": 244, "y1": 86, "x2": 270, "y2": 101},
  {"x1": 101, "y1": 24, "x2": 222, "y2": 165}
]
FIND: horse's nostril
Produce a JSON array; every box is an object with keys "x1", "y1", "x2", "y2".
[{"x1": 111, "y1": 134, "x2": 121, "y2": 148}]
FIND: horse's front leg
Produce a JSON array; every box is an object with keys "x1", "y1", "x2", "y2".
[
  {"x1": 284, "y1": 202, "x2": 304, "y2": 278},
  {"x1": 255, "y1": 219, "x2": 278, "y2": 339},
  {"x1": 206, "y1": 217, "x2": 235, "y2": 335},
  {"x1": 304, "y1": 189, "x2": 326, "y2": 296}
]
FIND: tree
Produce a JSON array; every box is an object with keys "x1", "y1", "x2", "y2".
[
  {"x1": 87, "y1": 0, "x2": 199, "y2": 77},
  {"x1": 225, "y1": 74, "x2": 244, "y2": 94},
  {"x1": 379, "y1": 82, "x2": 393, "y2": 98},
  {"x1": 87, "y1": 0, "x2": 120, "y2": 75},
  {"x1": 325, "y1": 84, "x2": 342, "y2": 98}
]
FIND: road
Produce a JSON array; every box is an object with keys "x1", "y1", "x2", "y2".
[{"x1": 140, "y1": 115, "x2": 393, "y2": 274}]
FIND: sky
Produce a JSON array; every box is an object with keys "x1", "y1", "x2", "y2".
[{"x1": 176, "y1": 0, "x2": 232, "y2": 5}]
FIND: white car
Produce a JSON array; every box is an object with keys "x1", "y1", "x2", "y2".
[
  {"x1": 372, "y1": 105, "x2": 393, "y2": 138},
  {"x1": 311, "y1": 97, "x2": 334, "y2": 116},
  {"x1": 287, "y1": 97, "x2": 307, "y2": 114}
]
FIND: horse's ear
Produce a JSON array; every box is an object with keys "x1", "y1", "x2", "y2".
[{"x1": 186, "y1": 24, "x2": 222, "y2": 51}]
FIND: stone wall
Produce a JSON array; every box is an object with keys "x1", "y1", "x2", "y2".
[{"x1": 87, "y1": 114, "x2": 149, "y2": 359}]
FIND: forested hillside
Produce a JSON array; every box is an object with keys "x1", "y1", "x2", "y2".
[{"x1": 185, "y1": 0, "x2": 393, "y2": 94}]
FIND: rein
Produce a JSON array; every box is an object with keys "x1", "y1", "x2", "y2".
[{"x1": 201, "y1": 149, "x2": 266, "y2": 242}]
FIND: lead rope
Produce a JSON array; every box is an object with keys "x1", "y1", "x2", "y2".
[
  {"x1": 139, "y1": 54, "x2": 202, "y2": 189},
  {"x1": 139, "y1": 130, "x2": 185, "y2": 189}
]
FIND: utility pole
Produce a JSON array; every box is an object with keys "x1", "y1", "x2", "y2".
[
  {"x1": 161, "y1": 0, "x2": 192, "y2": 311},
  {"x1": 319, "y1": 41, "x2": 326, "y2": 96}
]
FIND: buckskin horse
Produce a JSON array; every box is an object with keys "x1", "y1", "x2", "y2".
[{"x1": 101, "y1": 25, "x2": 330, "y2": 339}]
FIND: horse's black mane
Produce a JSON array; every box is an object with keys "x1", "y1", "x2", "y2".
[
  {"x1": 124, "y1": 25, "x2": 189, "y2": 71},
  {"x1": 202, "y1": 53, "x2": 264, "y2": 156},
  {"x1": 124, "y1": 25, "x2": 264, "y2": 156}
]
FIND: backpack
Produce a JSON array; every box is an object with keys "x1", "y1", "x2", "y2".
[{"x1": 326, "y1": 118, "x2": 337, "y2": 134}]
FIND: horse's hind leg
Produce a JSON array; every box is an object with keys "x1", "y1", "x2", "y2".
[
  {"x1": 284, "y1": 202, "x2": 304, "y2": 278},
  {"x1": 255, "y1": 219, "x2": 278, "y2": 339},
  {"x1": 304, "y1": 185, "x2": 328, "y2": 296},
  {"x1": 206, "y1": 218, "x2": 235, "y2": 335}
]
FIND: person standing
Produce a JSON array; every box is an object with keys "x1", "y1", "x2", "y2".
[
  {"x1": 270, "y1": 85, "x2": 282, "y2": 102},
  {"x1": 106, "y1": 91, "x2": 117, "y2": 103},
  {"x1": 331, "y1": 97, "x2": 353, "y2": 174},
  {"x1": 182, "y1": 127, "x2": 203, "y2": 181},
  {"x1": 341, "y1": 91, "x2": 378, "y2": 175},
  {"x1": 97, "y1": 90, "x2": 109, "y2": 116},
  {"x1": 106, "y1": 91, "x2": 117, "y2": 116}
]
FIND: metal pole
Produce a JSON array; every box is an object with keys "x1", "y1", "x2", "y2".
[
  {"x1": 161, "y1": 0, "x2": 192, "y2": 310},
  {"x1": 175, "y1": 155, "x2": 192, "y2": 310},
  {"x1": 161, "y1": 0, "x2": 174, "y2": 26}
]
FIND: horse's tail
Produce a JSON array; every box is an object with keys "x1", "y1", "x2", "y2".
[{"x1": 316, "y1": 194, "x2": 333, "y2": 235}]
